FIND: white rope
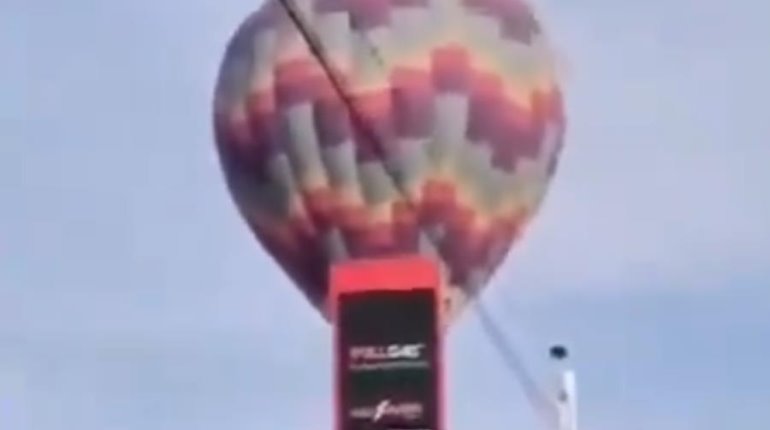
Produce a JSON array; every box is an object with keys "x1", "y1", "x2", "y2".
[{"x1": 474, "y1": 298, "x2": 559, "y2": 428}]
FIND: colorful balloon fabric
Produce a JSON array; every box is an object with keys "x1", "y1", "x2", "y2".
[{"x1": 213, "y1": 0, "x2": 566, "y2": 325}]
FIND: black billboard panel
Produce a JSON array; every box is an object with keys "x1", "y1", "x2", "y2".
[{"x1": 336, "y1": 289, "x2": 440, "y2": 430}]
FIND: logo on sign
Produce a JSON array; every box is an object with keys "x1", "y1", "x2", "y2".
[
  {"x1": 349, "y1": 399, "x2": 424, "y2": 421},
  {"x1": 348, "y1": 344, "x2": 429, "y2": 371},
  {"x1": 350, "y1": 344, "x2": 425, "y2": 361}
]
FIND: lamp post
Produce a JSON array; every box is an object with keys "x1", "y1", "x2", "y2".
[{"x1": 550, "y1": 345, "x2": 577, "y2": 430}]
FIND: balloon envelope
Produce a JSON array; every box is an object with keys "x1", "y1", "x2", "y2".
[{"x1": 213, "y1": 0, "x2": 566, "y2": 325}]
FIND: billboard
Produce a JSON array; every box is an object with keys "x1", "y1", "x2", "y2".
[{"x1": 336, "y1": 288, "x2": 440, "y2": 430}]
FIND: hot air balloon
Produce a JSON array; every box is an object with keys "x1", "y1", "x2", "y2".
[
  {"x1": 212, "y1": 0, "x2": 565, "y2": 324},
  {"x1": 213, "y1": 0, "x2": 566, "y2": 428}
]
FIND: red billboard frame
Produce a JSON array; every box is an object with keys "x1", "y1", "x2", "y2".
[{"x1": 330, "y1": 255, "x2": 445, "y2": 430}]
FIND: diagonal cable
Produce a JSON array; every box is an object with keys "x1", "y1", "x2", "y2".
[
  {"x1": 274, "y1": 1, "x2": 558, "y2": 426},
  {"x1": 475, "y1": 298, "x2": 557, "y2": 428}
]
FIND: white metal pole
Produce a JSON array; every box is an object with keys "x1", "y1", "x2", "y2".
[
  {"x1": 556, "y1": 368, "x2": 577, "y2": 430},
  {"x1": 551, "y1": 346, "x2": 577, "y2": 430}
]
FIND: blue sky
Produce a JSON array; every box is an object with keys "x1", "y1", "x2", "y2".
[{"x1": 3, "y1": 0, "x2": 770, "y2": 429}]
